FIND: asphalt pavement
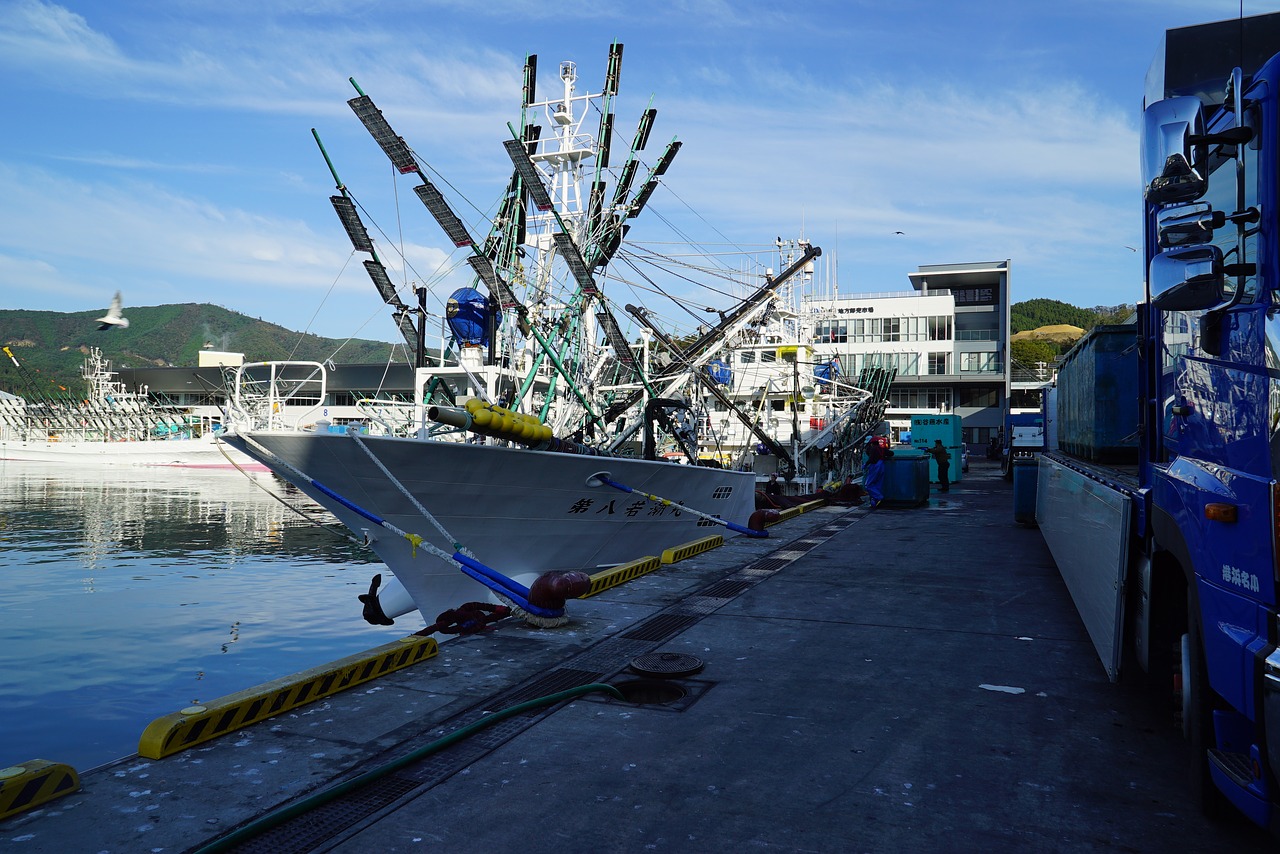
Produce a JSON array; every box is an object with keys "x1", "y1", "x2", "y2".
[{"x1": 5, "y1": 458, "x2": 1275, "y2": 853}]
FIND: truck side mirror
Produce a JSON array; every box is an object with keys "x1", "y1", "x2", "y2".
[
  {"x1": 1156, "y1": 202, "x2": 1226, "y2": 248},
  {"x1": 1142, "y1": 96, "x2": 1207, "y2": 204},
  {"x1": 1149, "y1": 243, "x2": 1226, "y2": 311}
]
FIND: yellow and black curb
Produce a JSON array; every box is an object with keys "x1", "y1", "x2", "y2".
[
  {"x1": 585, "y1": 555, "x2": 662, "y2": 597},
  {"x1": 661, "y1": 534, "x2": 724, "y2": 564},
  {"x1": 139, "y1": 634, "x2": 437, "y2": 759},
  {"x1": 0, "y1": 760, "x2": 80, "y2": 820}
]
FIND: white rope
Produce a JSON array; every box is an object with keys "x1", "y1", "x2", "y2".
[
  {"x1": 349, "y1": 433, "x2": 476, "y2": 558},
  {"x1": 236, "y1": 432, "x2": 457, "y2": 566}
]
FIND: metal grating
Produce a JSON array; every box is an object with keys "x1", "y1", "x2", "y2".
[
  {"x1": 349, "y1": 95, "x2": 417, "y2": 174},
  {"x1": 231, "y1": 773, "x2": 421, "y2": 854},
  {"x1": 414, "y1": 183, "x2": 473, "y2": 247},
  {"x1": 395, "y1": 744, "x2": 490, "y2": 785},
  {"x1": 743, "y1": 557, "x2": 791, "y2": 573},
  {"x1": 393, "y1": 310, "x2": 418, "y2": 350},
  {"x1": 329, "y1": 195, "x2": 374, "y2": 252},
  {"x1": 596, "y1": 310, "x2": 638, "y2": 370},
  {"x1": 466, "y1": 710, "x2": 557, "y2": 751},
  {"x1": 628, "y1": 179, "x2": 658, "y2": 218},
  {"x1": 622, "y1": 613, "x2": 699, "y2": 642},
  {"x1": 552, "y1": 232, "x2": 600, "y2": 296},
  {"x1": 679, "y1": 596, "x2": 731, "y2": 614},
  {"x1": 363, "y1": 260, "x2": 403, "y2": 307},
  {"x1": 630, "y1": 652, "x2": 703, "y2": 678},
  {"x1": 698, "y1": 579, "x2": 753, "y2": 600},
  {"x1": 613, "y1": 160, "x2": 639, "y2": 204},
  {"x1": 487, "y1": 667, "x2": 605, "y2": 709},
  {"x1": 465, "y1": 255, "x2": 523, "y2": 311},
  {"x1": 567, "y1": 638, "x2": 655, "y2": 672},
  {"x1": 502, "y1": 138, "x2": 554, "y2": 210},
  {"x1": 653, "y1": 139, "x2": 681, "y2": 176}
]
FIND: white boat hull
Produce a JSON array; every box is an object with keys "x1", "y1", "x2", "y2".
[
  {"x1": 0, "y1": 435, "x2": 266, "y2": 469},
  {"x1": 225, "y1": 430, "x2": 758, "y2": 624}
]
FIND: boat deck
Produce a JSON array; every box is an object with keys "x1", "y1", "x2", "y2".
[{"x1": 5, "y1": 460, "x2": 1273, "y2": 852}]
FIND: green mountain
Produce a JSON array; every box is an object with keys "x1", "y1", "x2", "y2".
[
  {"x1": 1010, "y1": 298, "x2": 1132, "y2": 334},
  {"x1": 0, "y1": 304, "x2": 403, "y2": 397},
  {"x1": 2, "y1": 298, "x2": 1134, "y2": 398}
]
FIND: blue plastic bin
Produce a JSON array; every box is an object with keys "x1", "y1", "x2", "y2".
[
  {"x1": 882, "y1": 456, "x2": 930, "y2": 508},
  {"x1": 1013, "y1": 457, "x2": 1038, "y2": 525}
]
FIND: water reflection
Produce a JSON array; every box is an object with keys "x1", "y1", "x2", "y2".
[{"x1": 0, "y1": 463, "x2": 405, "y2": 772}]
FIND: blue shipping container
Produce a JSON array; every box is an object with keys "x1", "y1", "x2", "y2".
[
  {"x1": 881, "y1": 456, "x2": 930, "y2": 508},
  {"x1": 1055, "y1": 324, "x2": 1138, "y2": 463},
  {"x1": 909, "y1": 414, "x2": 963, "y2": 483}
]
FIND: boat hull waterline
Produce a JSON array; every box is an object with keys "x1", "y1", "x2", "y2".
[
  {"x1": 0, "y1": 435, "x2": 268, "y2": 469},
  {"x1": 225, "y1": 430, "x2": 758, "y2": 625}
]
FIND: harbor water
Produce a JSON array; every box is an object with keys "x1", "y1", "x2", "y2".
[{"x1": 0, "y1": 462, "x2": 410, "y2": 772}]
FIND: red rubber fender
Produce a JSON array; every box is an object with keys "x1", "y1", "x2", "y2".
[
  {"x1": 749, "y1": 509, "x2": 780, "y2": 531},
  {"x1": 528, "y1": 570, "x2": 592, "y2": 610}
]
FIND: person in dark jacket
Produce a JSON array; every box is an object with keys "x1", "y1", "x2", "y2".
[
  {"x1": 864, "y1": 434, "x2": 891, "y2": 508},
  {"x1": 925, "y1": 439, "x2": 951, "y2": 492}
]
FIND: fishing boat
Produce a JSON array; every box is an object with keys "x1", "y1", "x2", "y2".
[
  {"x1": 225, "y1": 47, "x2": 883, "y2": 629},
  {"x1": 0, "y1": 346, "x2": 266, "y2": 469},
  {"x1": 622, "y1": 237, "x2": 895, "y2": 490}
]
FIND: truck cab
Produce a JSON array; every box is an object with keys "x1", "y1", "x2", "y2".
[
  {"x1": 1037, "y1": 13, "x2": 1280, "y2": 832},
  {"x1": 1142, "y1": 18, "x2": 1280, "y2": 830}
]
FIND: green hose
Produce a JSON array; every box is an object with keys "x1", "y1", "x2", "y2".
[{"x1": 192, "y1": 681, "x2": 625, "y2": 854}]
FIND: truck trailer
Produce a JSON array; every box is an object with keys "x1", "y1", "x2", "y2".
[{"x1": 1036, "y1": 12, "x2": 1280, "y2": 831}]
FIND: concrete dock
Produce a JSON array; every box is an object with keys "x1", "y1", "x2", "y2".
[{"x1": 4, "y1": 459, "x2": 1274, "y2": 852}]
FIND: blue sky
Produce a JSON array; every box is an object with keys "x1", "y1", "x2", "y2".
[{"x1": 0, "y1": 0, "x2": 1258, "y2": 347}]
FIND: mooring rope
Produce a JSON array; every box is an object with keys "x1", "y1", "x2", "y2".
[
  {"x1": 350, "y1": 432, "x2": 473, "y2": 557},
  {"x1": 235, "y1": 432, "x2": 568, "y2": 621},
  {"x1": 216, "y1": 434, "x2": 365, "y2": 546}
]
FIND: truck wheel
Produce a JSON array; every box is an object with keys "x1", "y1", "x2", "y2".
[{"x1": 1180, "y1": 623, "x2": 1233, "y2": 820}]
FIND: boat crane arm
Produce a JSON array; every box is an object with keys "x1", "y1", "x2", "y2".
[
  {"x1": 670, "y1": 244, "x2": 821, "y2": 370},
  {"x1": 601, "y1": 244, "x2": 822, "y2": 428},
  {"x1": 618, "y1": 308, "x2": 797, "y2": 475}
]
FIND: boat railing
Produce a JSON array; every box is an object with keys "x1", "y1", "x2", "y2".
[
  {"x1": 0, "y1": 389, "x2": 205, "y2": 443},
  {"x1": 229, "y1": 361, "x2": 328, "y2": 431},
  {"x1": 353, "y1": 398, "x2": 464, "y2": 439}
]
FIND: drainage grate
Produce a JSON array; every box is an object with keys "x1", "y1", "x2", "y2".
[
  {"x1": 568, "y1": 638, "x2": 655, "y2": 671},
  {"x1": 622, "y1": 613, "x2": 700, "y2": 642},
  {"x1": 491, "y1": 667, "x2": 605, "y2": 709},
  {"x1": 698, "y1": 579, "x2": 753, "y2": 599},
  {"x1": 679, "y1": 596, "x2": 730, "y2": 614},
  {"x1": 744, "y1": 557, "x2": 791, "y2": 573},
  {"x1": 233, "y1": 773, "x2": 421, "y2": 854}
]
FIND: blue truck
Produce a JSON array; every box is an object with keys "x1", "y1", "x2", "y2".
[
  {"x1": 999, "y1": 411, "x2": 1045, "y2": 480},
  {"x1": 1036, "y1": 12, "x2": 1280, "y2": 831}
]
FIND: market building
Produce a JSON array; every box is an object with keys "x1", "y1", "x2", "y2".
[{"x1": 804, "y1": 260, "x2": 1011, "y2": 448}]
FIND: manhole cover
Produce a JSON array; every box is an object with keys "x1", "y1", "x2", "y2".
[
  {"x1": 629, "y1": 652, "x2": 704, "y2": 678},
  {"x1": 613, "y1": 679, "x2": 688, "y2": 705}
]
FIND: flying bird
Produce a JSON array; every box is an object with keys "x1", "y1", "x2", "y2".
[
  {"x1": 893, "y1": 231, "x2": 905, "y2": 235},
  {"x1": 96, "y1": 291, "x2": 130, "y2": 331}
]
